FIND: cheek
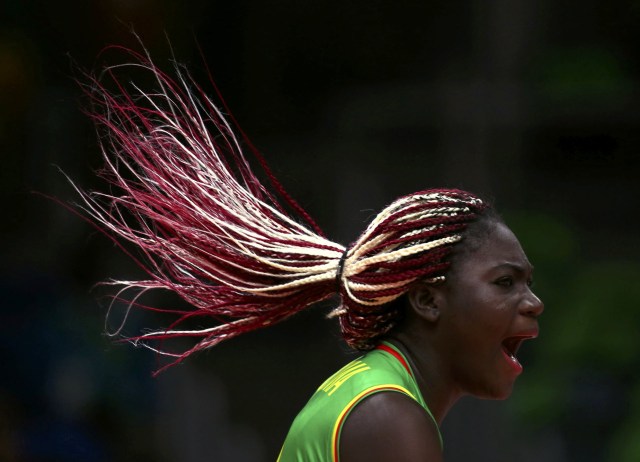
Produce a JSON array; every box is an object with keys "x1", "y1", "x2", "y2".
[
  {"x1": 445, "y1": 290, "x2": 514, "y2": 356},
  {"x1": 449, "y1": 286, "x2": 507, "y2": 329}
]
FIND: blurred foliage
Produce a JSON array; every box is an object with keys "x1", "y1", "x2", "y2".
[
  {"x1": 534, "y1": 46, "x2": 633, "y2": 105},
  {"x1": 505, "y1": 211, "x2": 640, "y2": 460},
  {"x1": 608, "y1": 382, "x2": 640, "y2": 462}
]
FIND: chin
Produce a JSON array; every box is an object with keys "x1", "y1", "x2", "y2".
[
  {"x1": 472, "y1": 382, "x2": 516, "y2": 401},
  {"x1": 492, "y1": 389, "x2": 514, "y2": 400}
]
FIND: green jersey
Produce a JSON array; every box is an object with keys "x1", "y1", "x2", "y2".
[{"x1": 277, "y1": 341, "x2": 440, "y2": 462}]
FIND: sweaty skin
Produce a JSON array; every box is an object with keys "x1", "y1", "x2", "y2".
[{"x1": 340, "y1": 222, "x2": 544, "y2": 461}]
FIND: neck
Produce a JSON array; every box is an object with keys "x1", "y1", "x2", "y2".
[{"x1": 386, "y1": 333, "x2": 462, "y2": 424}]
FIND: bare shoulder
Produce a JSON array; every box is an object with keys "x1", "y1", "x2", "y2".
[{"x1": 339, "y1": 391, "x2": 442, "y2": 462}]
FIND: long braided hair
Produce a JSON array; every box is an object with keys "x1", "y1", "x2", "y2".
[{"x1": 69, "y1": 45, "x2": 489, "y2": 372}]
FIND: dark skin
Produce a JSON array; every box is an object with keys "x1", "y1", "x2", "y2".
[{"x1": 340, "y1": 222, "x2": 544, "y2": 461}]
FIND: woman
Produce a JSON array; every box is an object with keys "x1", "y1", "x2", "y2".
[
  {"x1": 71, "y1": 46, "x2": 543, "y2": 461},
  {"x1": 278, "y1": 213, "x2": 542, "y2": 461}
]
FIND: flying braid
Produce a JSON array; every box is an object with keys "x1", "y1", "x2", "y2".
[{"x1": 68, "y1": 45, "x2": 488, "y2": 372}]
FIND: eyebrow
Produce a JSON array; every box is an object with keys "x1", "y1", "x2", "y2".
[{"x1": 492, "y1": 262, "x2": 534, "y2": 274}]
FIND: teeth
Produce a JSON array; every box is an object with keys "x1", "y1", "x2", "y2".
[
  {"x1": 504, "y1": 347, "x2": 522, "y2": 366},
  {"x1": 503, "y1": 346, "x2": 516, "y2": 361},
  {"x1": 503, "y1": 338, "x2": 523, "y2": 358},
  {"x1": 502, "y1": 340, "x2": 521, "y2": 363}
]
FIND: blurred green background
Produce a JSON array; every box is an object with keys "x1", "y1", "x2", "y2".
[{"x1": 1, "y1": 1, "x2": 639, "y2": 461}]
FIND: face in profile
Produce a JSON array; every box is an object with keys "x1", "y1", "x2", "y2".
[{"x1": 436, "y1": 221, "x2": 544, "y2": 400}]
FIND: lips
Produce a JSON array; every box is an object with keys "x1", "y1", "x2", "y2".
[{"x1": 501, "y1": 329, "x2": 538, "y2": 373}]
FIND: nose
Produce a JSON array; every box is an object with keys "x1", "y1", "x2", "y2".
[{"x1": 520, "y1": 290, "x2": 544, "y2": 318}]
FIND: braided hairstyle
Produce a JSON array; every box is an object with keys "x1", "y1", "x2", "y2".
[{"x1": 69, "y1": 45, "x2": 490, "y2": 372}]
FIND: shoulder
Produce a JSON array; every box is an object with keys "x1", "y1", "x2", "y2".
[{"x1": 339, "y1": 391, "x2": 442, "y2": 462}]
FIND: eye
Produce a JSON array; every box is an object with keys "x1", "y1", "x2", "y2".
[
  {"x1": 527, "y1": 279, "x2": 535, "y2": 288},
  {"x1": 495, "y1": 276, "x2": 513, "y2": 287}
]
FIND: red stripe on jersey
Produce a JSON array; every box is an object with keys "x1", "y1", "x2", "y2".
[{"x1": 376, "y1": 344, "x2": 413, "y2": 378}]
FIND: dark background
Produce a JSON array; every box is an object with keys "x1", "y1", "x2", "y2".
[{"x1": 2, "y1": 1, "x2": 640, "y2": 461}]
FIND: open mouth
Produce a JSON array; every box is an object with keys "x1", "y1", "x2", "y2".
[
  {"x1": 501, "y1": 331, "x2": 538, "y2": 371},
  {"x1": 502, "y1": 337, "x2": 525, "y2": 363}
]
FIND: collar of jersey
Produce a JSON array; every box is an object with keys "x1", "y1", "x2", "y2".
[{"x1": 376, "y1": 341, "x2": 414, "y2": 379}]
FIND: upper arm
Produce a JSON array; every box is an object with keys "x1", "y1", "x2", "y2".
[{"x1": 339, "y1": 391, "x2": 443, "y2": 462}]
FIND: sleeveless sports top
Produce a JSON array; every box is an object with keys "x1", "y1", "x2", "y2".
[{"x1": 277, "y1": 341, "x2": 441, "y2": 462}]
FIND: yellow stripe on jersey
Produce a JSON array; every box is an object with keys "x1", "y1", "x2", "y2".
[
  {"x1": 319, "y1": 361, "x2": 371, "y2": 395},
  {"x1": 330, "y1": 384, "x2": 416, "y2": 462}
]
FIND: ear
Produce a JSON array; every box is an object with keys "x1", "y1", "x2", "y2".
[{"x1": 407, "y1": 284, "x2": 441, "y2": 323}]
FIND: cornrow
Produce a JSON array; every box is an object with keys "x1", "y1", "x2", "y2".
[{"x1": 69, "y1": 45, "x2": 488, "y2": 372}]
